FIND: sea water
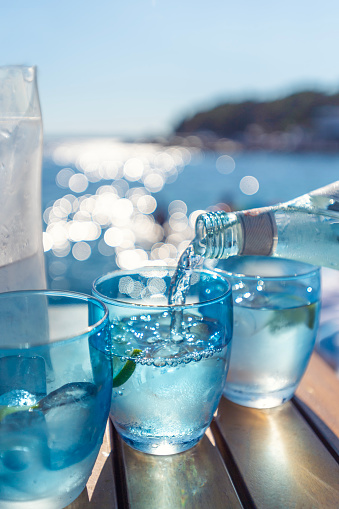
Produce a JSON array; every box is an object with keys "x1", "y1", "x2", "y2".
[
  {"x1": 0, "y1": 343, "x2": 111, "y2": 509},
  {"x1": 224, "y1": 290, "x2": 320, "y2": 408},
  {"x1": 110, "y1": 311, "x2": 231, "y2": 455}
]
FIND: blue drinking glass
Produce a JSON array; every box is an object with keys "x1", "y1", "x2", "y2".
[
  {"x1": 216, "y1": 256, "x2": 321, "y2": 408},
  {"x1": 93, "y1": 266, "x2": 233, "y2": 455},
  {"x1": 0, "y1": 291, "x2": 111, "y2": 509}
]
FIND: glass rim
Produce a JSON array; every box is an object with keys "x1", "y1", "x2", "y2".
[
  {"x1": 0, "y1": 289, "x2": 109, "y2": 347},
  {"x1": 92, "y1": 266, "x2": 232, "y2": 310},
  {"x1": 214, "y1": 256, "x2": 320, "y2": 281}
]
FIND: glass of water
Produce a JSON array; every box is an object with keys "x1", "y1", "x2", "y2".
[
  {"x1": 93, "y1": 266, "x2": 233, "y2": 455},
  {"x1": 0, "y1": 291, "x2": 111, "y2": 509},
  {"x1": 215, "y1": 256, "x2": 321, "y2": 409}
]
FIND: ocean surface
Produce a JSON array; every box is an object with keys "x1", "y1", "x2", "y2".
[{"x1": 42, "y1": 137, "x2": 339, "y2": 371}]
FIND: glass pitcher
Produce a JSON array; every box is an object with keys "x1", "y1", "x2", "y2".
[{"x1": 0, "y1": 66, "x2": 46, "y2": 291}]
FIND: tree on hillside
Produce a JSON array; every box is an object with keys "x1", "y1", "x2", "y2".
[{"x1": 174, "y1": 91, "x2": 339, "y2": 139}]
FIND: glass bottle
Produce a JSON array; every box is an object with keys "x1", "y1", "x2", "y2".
[
  {"x1": 0, "y1": 66, "x2": 46, "y2": 291},
  {"x1": 194, "y1": 181, "x2": 339, "y2": 270}
]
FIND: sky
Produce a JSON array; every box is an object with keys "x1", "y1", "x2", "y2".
[{"x1": 2, "y1": 1, "x2": 339, "y2": 138}]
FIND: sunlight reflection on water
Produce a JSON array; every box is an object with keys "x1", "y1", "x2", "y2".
[{"x1": 43, "y1": 139, "x2": 201, "y2": 291}]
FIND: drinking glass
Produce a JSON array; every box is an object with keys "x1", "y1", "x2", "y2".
[
  {"x1": 216, "y1": 256, "x2": 321, "y2": 409},
  {"x1": 0, "y1": 291, "x2": 111, "y2": 509},
  {"x1": 93, "y1": 266, "x2": 233, "y2": 455}
]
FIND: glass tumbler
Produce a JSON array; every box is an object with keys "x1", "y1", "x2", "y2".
[
  {"x1": 0, "y1": 290, "x2": 111, "y2": 509},
  {"x1": 93, "y1": 266, "x2": 233, "y2": 455},
  {"x1": 216, "y1": 256, "x2": 321, "y2": 409}
]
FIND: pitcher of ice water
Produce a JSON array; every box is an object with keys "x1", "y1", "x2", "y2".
[{"x1": 0, "y1": 66, "x2": 46, "y2": 291}]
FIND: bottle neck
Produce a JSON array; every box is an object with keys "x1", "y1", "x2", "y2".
[
  {"x1": 194, "y1": 208, "x2": 278, "y2": 259},
  {"x1": 194, "y1": 211, "x2": 240, "y2": 259},
  {"x1": 193, "y1": 180, "x2": 339, "y2": 263}
]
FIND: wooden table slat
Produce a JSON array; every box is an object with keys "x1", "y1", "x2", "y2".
[
  {"x1": 117, "y1": 425, "x2": 242, "y2": 509},
  {"x1": 214, "y1": 397, "x2": 339, "y2": 509},
  {"x1": 66, "y1": 352, "x2": 339, "y2": 508},
  {"x1": 66, "y1": 423, "x2": 117, "y2": 508},
  {"x1": 295, "y1": 352, "x2": 339, "y2": 438}
]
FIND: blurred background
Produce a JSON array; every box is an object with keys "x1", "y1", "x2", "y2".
[{"x1": 2, "y1": 1, "x2": 339, "y2": 368}]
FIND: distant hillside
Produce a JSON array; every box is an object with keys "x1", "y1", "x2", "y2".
[{"x1": 174, "y1": 91, "x2": 339, "y2": 143}]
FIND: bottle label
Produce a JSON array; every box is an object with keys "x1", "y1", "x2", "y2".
[{"x1": 238, "y1": 209, "x2": 277, "y2": 256}]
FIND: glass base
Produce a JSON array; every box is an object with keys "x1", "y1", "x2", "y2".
[
  {"x1": 224, "y1": 387, "x2": 295, "y2": 409},
  {"x1": 0, "y1": 483, "x2": 86, "y2": 509},
  {"x1": 118, "y1": 430, "x2": 203, "y2": 455}
]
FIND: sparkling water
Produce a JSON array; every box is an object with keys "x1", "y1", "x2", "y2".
[
  {"x1": 168, "y1": 243, "x2": 203, "y2": 336},
  {"x1": 224, "y1": 289, "x2": 320, "y2": 408},
  {"x1": 110, "y1": 311, "x2": 231, "y2": 455},
  {"x1": 0, "y1": 344, "x2": 111, "y2": 509}
]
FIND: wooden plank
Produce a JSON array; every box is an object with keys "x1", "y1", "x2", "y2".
[
  {"x1": 295, "y1": 352, "x2": 339, "y2": 438},
  {"x1": 117, "y1": 426, "x2": 242, "y2": 509},
  {"x1": 65, "y1": 489, "x2": 91, "y2": 509},
  {"x1": 214, "y1": 397, "x2": 339, "y2": 509},
  {"x1": 87, "y1": 423, "x2": 117, "y2": 506},
  {"x1": 66, "y1": 351, "x2": 339, "y2": 508}
]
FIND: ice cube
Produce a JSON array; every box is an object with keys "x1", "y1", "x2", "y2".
[
  {"x1": 0, "y1": 355, "x2": 46, "y2": 398},
  {"x1": 0, "y1": 389, "x2": 38, "y2": 408},
  {"x1": 42, "y1": 382, "x2": 99, "y2": 470},
  {"x1": 38, "y1": 381, "x2": 97, "y2": 412},
  {"x1": 0, "y1": 409, "x2": 49, "y2": 494},
  {"x1": 234, "y1": 307, "x2": 259, "y2": 337}
]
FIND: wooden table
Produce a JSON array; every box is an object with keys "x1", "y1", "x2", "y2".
[{"x1": 66, "y1": 352, "x2": 339, "y2": 508}]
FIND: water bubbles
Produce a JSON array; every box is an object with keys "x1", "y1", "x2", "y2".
[
  {"x1": 153, "y1": 358, "x2": 166, "y2": 367},
  {"x1": 170, "y1": 332, "x2": 184, "y2": 343},
  {"x1": 147, "y1": 336, "x2": 157, "y2": 344}
]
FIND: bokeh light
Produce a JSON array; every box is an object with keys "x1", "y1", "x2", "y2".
[
  {"x1": 69, "y1": 173, "x2": 89, "y2": 193},
  {"x1": 239, "y1": 176, "x2": 259, "y2": 195},
  {"x1": 56, "y1": 168, "x2": 75, "y2": 188},
  {"x1": 72, "y1": 241, "x2": 92, "y2": 261},
  {"x1": 45, "y1": 140, "x2": 201, "y2": 290},
  {"x1": 45, "y1": 138, "x2": 263, "y2": 292},
  {"x1": 216, "y1": 155, "x2": 236, "y2": 174}
]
